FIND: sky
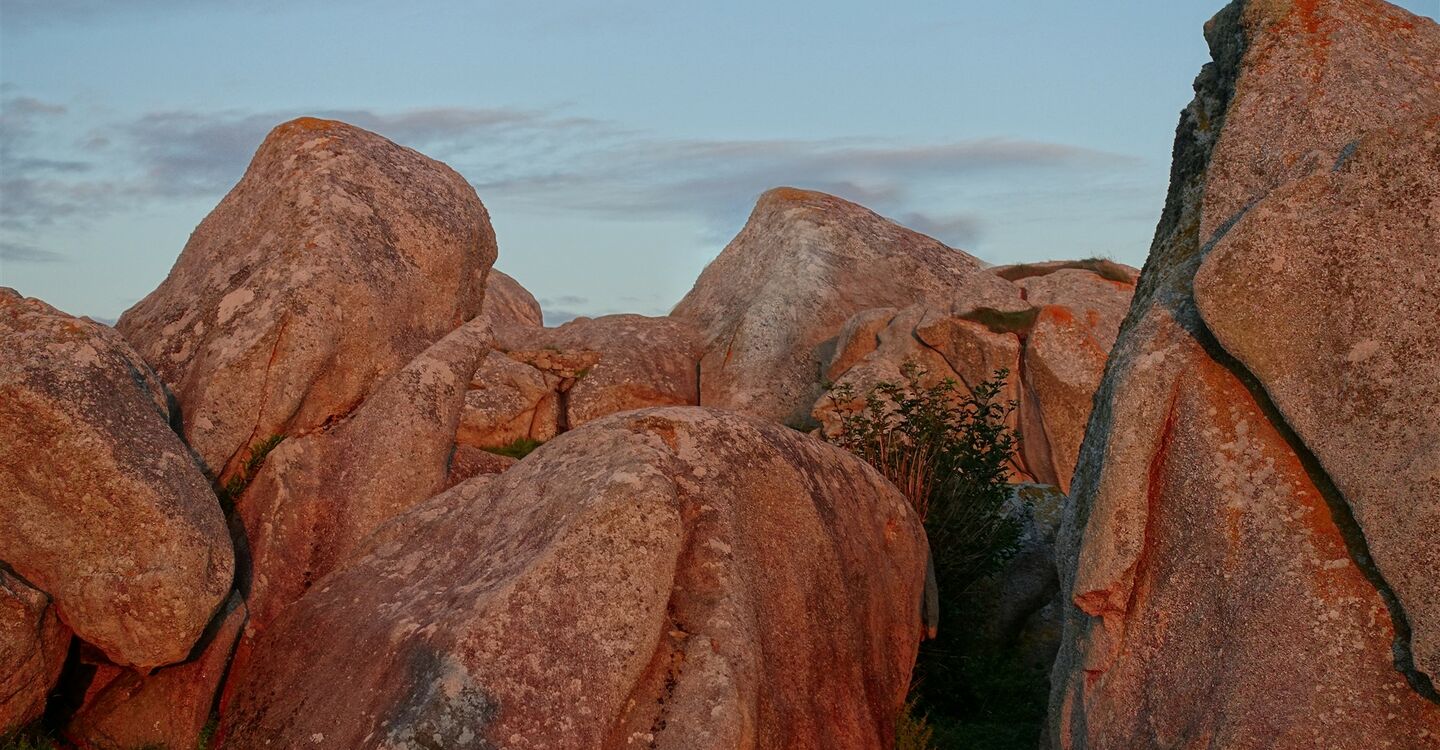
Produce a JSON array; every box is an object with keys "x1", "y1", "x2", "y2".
[{"x1": 2, "y1": 1, "x2": 1437, "y2": 324}]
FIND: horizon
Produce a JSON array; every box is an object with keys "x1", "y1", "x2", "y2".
[{"x1": 2, "y1": 0, "x2": 1437, "y2": 323}]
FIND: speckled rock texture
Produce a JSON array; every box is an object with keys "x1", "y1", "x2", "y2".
[
  {"x1": 518, "y1": 314, "x2": 704, "y2": 428},
  {"x1": 116, "y1": 117, "x2": 496, "y2": 479},
  {"x1": 231, "y1": 317, "x2": 490, "y2": 641},
  {"x1": 1050, "y1": 1, "x2": 1440, "y2": 746},
  {"x1": 476, "y1": 269, "x2": 543, "y2": 331},
  {"x1": 459, "y1": 314, "x2": 703, "y2": 448},
  {"x1": 64, "y1": 592, "x2": 246, "y2": 750},
  {"x1": 0, "y1": 568, "x2": 69, "y2": 732},
  {"x1": 671, "y1": 187, "x2": 1010, "y2": 424},
  {"x1": 0, "y1": 289, "x2": 233, "y2": 670},
  {"x1": 811, "y1": 262, "x2": 1134, "y2": 491},
  {"x1": 219, "y1": 407, "x2": 928, "y2": 750},
  {"x1": 1195, "y1": 114, "x2": 1440, "y2": 685},
  {"x1": 442, "y1": 444, "x2": 517, "y2": 489}
]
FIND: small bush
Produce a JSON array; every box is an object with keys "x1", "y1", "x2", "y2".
[
  {"x1": 0, "y1": 726, "x2": 58, "y2": 750},
  {"x1": 482, "y1": 436, "x2": 544, "y2": 459},
  {"x1": 824, "y1": 363, "x2": 1033, "y2": 749}
]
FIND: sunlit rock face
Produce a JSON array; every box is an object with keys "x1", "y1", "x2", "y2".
[
  {"x1": 812, "y1": 260, "x2": 1136, "y2": 493},
  {"x1": 116, "y1": 117, "x2": 496, "y2": 480},
  {"x1": 1049, "y1": 1, "x2": 1440, "y2": 747},
  {"x1": 0, "y1": 289, "x2": 233, "y2": 673},
  {"x1": 672, "y1": 187, "x2": 1010, "y2": 426},
  {"x1": 219, "y1": 408, "x2": 928, "y2": 750}
]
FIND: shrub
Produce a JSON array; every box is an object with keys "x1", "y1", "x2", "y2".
[
  {"x1": 825, "y1": 362, "x2": 1020, "y2": 586},
  {"x1": 823, "y1": 362, "x2": 1031, "y2": 748}
]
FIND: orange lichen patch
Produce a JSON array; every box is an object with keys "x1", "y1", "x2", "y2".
[
  {"x1": 274, "y1": 116, "x2": 345, "y2": 136},
  {"x1": 764, "y1": 186, "x2": 826, "y2": 204},
  {"x1": 1040, "y1": 304, "x2": 1077, "y2": 327}
]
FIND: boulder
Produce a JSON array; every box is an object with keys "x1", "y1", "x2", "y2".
[
  {"x1": 220, "y1": 408, "x2": 928, "y2": 749},
  {"x1": 1050, "y1": 1, "x2": 1440, "y2": 746},
  {"x1": 0, "y1": 569, "x2": 70, "y2": 732},
  {"x1": 443, "y1": 444, "x2": 517, "y2": 489},
  {"x1": 116, "y1": 117, "x2": 496, "y2": 478},
  {"x1": 459, "y1": 314, "x2": 702, "y2": 448},
  {"x1": 475, "y1": 270, "x2": 542, "y2": 331},
  {"x1": 455, "y1": 351, "x2": 557, "y2": 449},
  {"x1": 0, "y1": 289, "x2": 233, "y2": 669},
  {"x1": 672, "y1": 187, "x2": 1011, "y2": 424},
  {"x1": 513, "y1": 314, "x2": 704, "y2": 428},
  {"x1": 64, "y1": 592, "x2": 246, "y2": 750},
  {"x1": 233, "y1": 317, "x2": 491, "y2": 638},
  {"x1": 1194, "y1": 113, "x2": 1440, "y2": 684}
]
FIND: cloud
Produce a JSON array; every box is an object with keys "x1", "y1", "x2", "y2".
[
  {"x1": 0, "y1": 239, "x2": 65, "y2": 263},
  {"x1": 0, "y1": 99, "x2": 1145, "y2": 275},
  {"x1": 539, "y1": 294, "x2": 589, "y2": 307}
]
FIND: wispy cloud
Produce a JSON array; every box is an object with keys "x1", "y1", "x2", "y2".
[
  {"x1": 1, "y1": 239, "x2": 66, "y2": 263},
  {"x1": 0, "y1": 97, "x2": 1145, "y2": 269}
]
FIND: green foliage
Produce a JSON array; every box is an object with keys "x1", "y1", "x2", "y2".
[
  {"x1": 959, "y1": 306, "x2": 1040, "y2": 336},
  {"x1": 0, "y1": 726, "x2": 58, "y2": 750},
  {"x1": 196, "y1": 716, "x2": 218, "y2": 750},
  {"x1": 824, "y1": 363, "x2": 1038, "y2": 749},
  {"x1": 826, "y1": 362, "x2": 1021, "y2": 586},
  {"x1": 894, "y1": 696, "x2": 937, "y2": 750},
  {"x1": 214, "y1": 434, "x2": 285, "y2": 511},
  {"x1": 482, "y1": 436, "x2": 544, "y2": 459}
]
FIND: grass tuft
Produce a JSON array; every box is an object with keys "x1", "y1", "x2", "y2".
[
  {"x1": 482, "y1": 436, "x2": 544, "y2": 459},
  {"x1": 214, "y1": 434, "x2": 285, "y2": 511}
]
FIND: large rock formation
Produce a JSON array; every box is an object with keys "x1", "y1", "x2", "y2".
[
  {"x1": 220, "y1": 408, "x2": 928, "y2": 749},
  {"x1": 0, "y1": 569, "x2": 69, "y2": 732},
  {"x1": 234, "y1": 317, "x2": 491, "y2": 637},
  {"x1": 64, "y1": 593, "x2": 246, "y2": 749},
  {"x1": 116, "y1": 117, "x2": 496, "y2": 479},
  {"x1": 456, "y1": 314, "x2": 703, "y2": 450},
  {"x1": 1050, "y1": 1, "x2": 1440, "y2": 747},
  {"x1": 0, "y1": 289, "x2": 233, "y2": 670},
  {"x1": 672, "y1": 187, "x2": 1012, "y2": 424}
]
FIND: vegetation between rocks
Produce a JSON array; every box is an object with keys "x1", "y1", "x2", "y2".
[
  {"x1": 825, "y1": 363, "x2": 1045, "y2": 749},
  {"x1": 482, "y1": 436, "x2": 545, "y2": 459},
  {"x1": 214, "y1": 434, "x2": 285, "y2": 510}
]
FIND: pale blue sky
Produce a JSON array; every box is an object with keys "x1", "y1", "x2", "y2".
[{"x1": 2, "y1": 0, "x2": 1436, "y2": 323}]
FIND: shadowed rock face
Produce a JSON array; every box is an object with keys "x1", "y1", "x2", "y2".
[
  {"x1": 116, "y1": 117, "x2": 496, "y2": 479},
  {"x1": 0, "y1": 569, "x2": 69, "y2": 732},
  {"x1": 1050, "y1": 1, "x2": 1440, "y2": 746},
  {"x1": 0, "y1": 289, "x2": 233, "y2": 671},
  {"x1": 64, "y1": 592, "x2": 247, "y2": 750},
  {"x1": 220, "y1": 408, "x2": 927, "y2": 750},
  {"x1": 672, "y1": 187, "x2": 1011, "y2": 424}
]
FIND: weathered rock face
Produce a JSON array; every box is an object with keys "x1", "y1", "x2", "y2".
[
  {"x1": 1051, "y1": 1, "x2": 1440, "y2": 746},
  {"x1": 116, "y1": 117, "x2": 496, "y2": 478},
  {"x1": 234, "y1": 317, "x2": 491, "y2": 637},
  {"x1": 812, "y1": 263, "x2": 1134, "y2": 491},
  {"x1": 64, "y1": 593, "x2": 246, "y2": 750},
  {"x1": 0, "y1": 569, "x2": 70, "y2": 732},
  {"x1": 458, "y1": 314, "x2": 703, "y2": 449},
  {"x1": 0, "y1": 289, "x2": 233, "y2": 670},
  {"x1": 1194, "y1": 114, "x2": 1440, "y2": 685},
  {"x1": 475, "y1": 269, "x2": 543, "y2": 331},
  {"x1": 220, "y1": 408, "x2": 928, "y2": 749},
  {"x1": 672, "y1": 187, "x2": 1011, "y2": 424}
]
